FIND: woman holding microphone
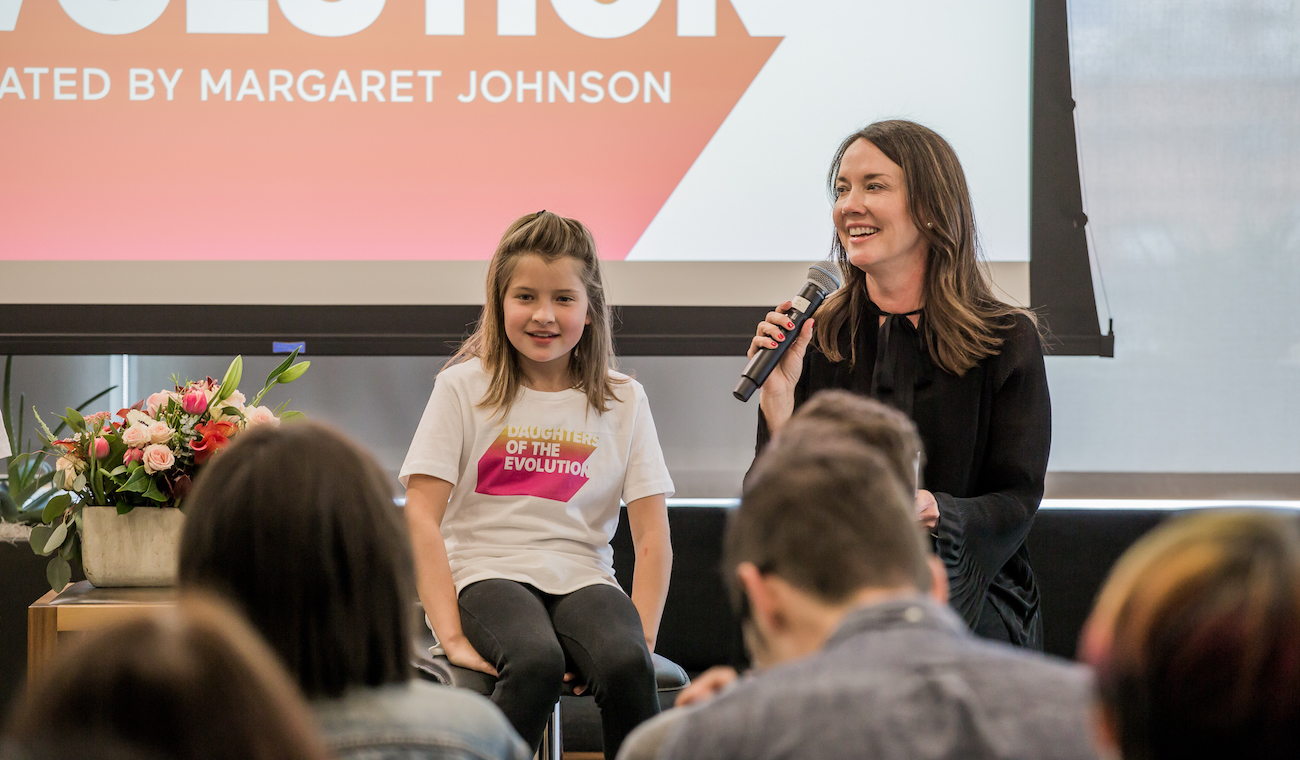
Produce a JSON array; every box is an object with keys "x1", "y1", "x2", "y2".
[{"x1": 753, "y1": 120, "x2": 1050, "y2": 647}]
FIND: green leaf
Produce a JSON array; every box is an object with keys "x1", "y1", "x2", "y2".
[
  {"x1": 58, "y1": 531, "x2": 78, "y2": 560},
  {"x1": 264, "y1": 350, "x2": 298, "y2": 388},
  {"x1": 42, "y1": 522, "x2": 68, "y2": 557},
  {"x1": 215, "y1": 356, "x2": 243, "y2": 403},
  {"x1": 73, "y1": 386, "x2": 117, "y2": 414},
  {"x1": 277, "y1": 361, "x2": 310, "y2": 384},
  {"x1": 2, "y1": 356, "x2": 12, "y2": 452},
  {"x1": 108, "y1": 465, "x2": 128, "y2": 477},
  {"x1": 42, "y1": 493, "x2": 72, "y2": 524},
  {"x1": 117, "y1": 503, "x2": 136, "y2": 515},
  {"x1": 119, "y1": 468, "x2": 151, "y2": 494},
  {"x1": 17, "y1": 491, "x2": 54, "y2": 525},
  {"x1": 46, "y1": 556, "x2": 71, "y2": 592},
  {"x1": 0, "y1": 490, "x2": 17, "y2": 522},
  {"x1": 29, "y1": 525, "x2": 52, "y2": 555},
  {"x1": 141, "y1": 480, "x2": 167, "y2": 503},
  {"x1": 32, "y1": 408, "x2": 57, "y2": 445},
  {"x1": 279, "y1": 410, "x2": 307, "y2": 423},
  {"x1": 90, "y1": 462, "x2": 106, "y2": 506},
  {"x1": 46, "y1": 386, "x2": 114, "y2": 439},
  {"x1": 64, "y1": 407, "x2": 86, "y2": 433},
  {"x1": 11, "y1": 388, "x2": 22, "y2": 458}
]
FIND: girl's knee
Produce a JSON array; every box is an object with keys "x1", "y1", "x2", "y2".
[
  {"x1": 596, "y1": 641, "x2": 655, "y2": 687},
  {"x1": 504, "y1": 639, "x2": 566, "y2": 685}
]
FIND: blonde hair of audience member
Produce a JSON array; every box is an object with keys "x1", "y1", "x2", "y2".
[
  {"x1": 452, "y1": 209, "x2": 624, "y2": 414},
  {"x1": 178, "y1": 421, "x2": 415, "y2": 698},
  {"x1": 1080, "y1": 511, "x2": 1300, "y2": 760},
  {"x1": 726, "y1": 438, "x2": 944, "y2": 669},
  {"x1": 2, "y1": 595, "x2": 328, "y2": 760}
]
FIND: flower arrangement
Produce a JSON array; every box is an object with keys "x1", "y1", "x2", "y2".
[
  {"x1": 2, "y1": 355, "x2": 116, "y2": 533},
  {"x1": 29, "y1": 352, "x2": 309, "y2": 589}
]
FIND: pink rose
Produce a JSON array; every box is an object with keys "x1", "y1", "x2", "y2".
[
  {"x1": 243, "y1": 405, "x2": 280, "y2": 429},
  {"x1": 181, "y1": 389, "x2": 208, "y2": 415},
  {"x1": 121, "y1": 423, "x2": 151, "y2": 448},
  {"x1": 92, "y1": 437, "x2": 110, "y2": 459},
  {"x1": 147, "y1": 421, "x2": 174, "y2": 445},
  {"x1": 141, "y1": 444, "x2": 175, "y2": 474},
  {"x1": 123, "y1": 447, "x2": 144, "y2": 465},
  {"x1": 146, "y1": 391, "x2": 172, "y2": 416}
]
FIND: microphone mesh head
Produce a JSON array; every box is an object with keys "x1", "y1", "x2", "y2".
[{"x1": 807, "y1": 262, "x2": 842, "y2": 294}]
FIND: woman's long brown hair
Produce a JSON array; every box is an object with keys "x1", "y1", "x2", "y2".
[
  {"x1": 813, "y1": 120, "x2": 1036, "y2": 375},
  {"x1": 453, "y1": 210, "x2": 624, "y2": 415}
]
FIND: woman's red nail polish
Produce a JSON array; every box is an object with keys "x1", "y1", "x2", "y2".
[
  {"x1": 771, "y1": 342, "x2": 778, "y2": 348},
  {"x1": 787, "y1": 322, "x2": 794, "y2": 329}
]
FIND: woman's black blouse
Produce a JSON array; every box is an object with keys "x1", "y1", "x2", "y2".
[{"x1": 755, "y1": 304, "x2": 1051, "y2": 648}]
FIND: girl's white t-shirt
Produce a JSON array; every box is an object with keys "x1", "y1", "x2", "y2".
[{"x1": 399, "y1": 358, "x2": 675, "y2": 595}]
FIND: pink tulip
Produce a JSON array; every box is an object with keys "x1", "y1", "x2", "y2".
[
  {"x1": 92, "y1": 437, "x2": 110, "y2": 459},
  {"x1": 123, "y1": 447, "x2": 144, "y2": 464},
  {"x1": 181, "y1": 389, "x2": 208, "y2": 415}
]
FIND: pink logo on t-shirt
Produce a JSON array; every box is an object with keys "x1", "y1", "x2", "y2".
[{"x1": 476, "y1": 425, "x2": 598, "y2": 503}]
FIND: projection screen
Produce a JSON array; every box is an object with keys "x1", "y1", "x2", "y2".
[{"x1": 0, "y1": 0, "x2": 1032, "y2": 312}]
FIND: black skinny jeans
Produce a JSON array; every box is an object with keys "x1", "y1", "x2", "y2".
[{"x1": 458, "y1": 579, "x2": 659, "y2": 759}]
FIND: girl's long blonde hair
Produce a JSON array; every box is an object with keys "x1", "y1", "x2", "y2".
[
  {"x1": 814, "y1": 120, "x2": 1037, "y2": 376},
  {"x1": 452, "y1": 211, "x2": 624, "y2": 415}
]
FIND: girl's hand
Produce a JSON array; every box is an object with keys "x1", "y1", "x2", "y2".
[
  {"x1": 915, "y1": 489, "x2": 939, "y2": 531},
  {"x1": 563, "y1": 671, "x2": 587, "y2": 696},
  {"x1": 748, "y1": 301, "x2": 814, "y2": 434},
  {"x1": 441, "y1": 634, "x2": 498, "y2": 677}
]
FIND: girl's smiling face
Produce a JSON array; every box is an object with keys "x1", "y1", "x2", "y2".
[{"x1": 502, "y1": 253, "x2": 591, "y2": 388}]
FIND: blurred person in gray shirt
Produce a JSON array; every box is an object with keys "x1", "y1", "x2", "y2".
[{"x1": 620, "y1": 393, "x2": 1099, "y2": 760}]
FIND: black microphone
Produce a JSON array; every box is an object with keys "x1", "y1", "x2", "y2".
[{"x1": 733, "y1": 262, "x2": 841, "y2": 402}]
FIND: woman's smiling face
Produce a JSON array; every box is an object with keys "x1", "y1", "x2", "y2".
[{"x1": 833, "y1": 138, "x2": 928, "y2": 277}]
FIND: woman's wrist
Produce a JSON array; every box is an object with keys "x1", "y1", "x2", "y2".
[{"x1": 760, "y1": 390, "x2": 794, "y2": 434}]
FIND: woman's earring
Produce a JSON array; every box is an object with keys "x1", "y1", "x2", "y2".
[{"x1": 926, "y1": 222, "x2": 934, "y2": 229}]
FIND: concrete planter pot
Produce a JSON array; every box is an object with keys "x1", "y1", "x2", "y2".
[{"x1": 80, "y1": 506, "x2": 186, "y2": 587}]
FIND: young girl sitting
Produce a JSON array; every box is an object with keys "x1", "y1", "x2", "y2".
[{"x1": 401, "y1": 211, "x2": 675, "y2": 759}]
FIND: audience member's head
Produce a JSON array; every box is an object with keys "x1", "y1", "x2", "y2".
[
  {"x1": 770, "y1": 389, "x2": 923, "y2": 491},
  {"x1": 178, "y1": 421, "x2": 415, "y2": 698},
  {"x1": 2, "y1": 596, "x2": 327, "y2": 760},
  {"x1": 727, "y1": 412, "x2": 939, "y2": 666},
  {"x1": 1080, "y1": 510, "x2": 1300, "y2": 760}
]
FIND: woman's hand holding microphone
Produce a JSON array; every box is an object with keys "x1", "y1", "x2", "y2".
[
  {"x1": 748, "y1": 301, "x2": 815, "y2": 435},
  {"x1": 752, "y1": 305, "x2": 939, "y2": 531}
]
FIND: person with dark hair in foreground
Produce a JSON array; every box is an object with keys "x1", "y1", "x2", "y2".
[
  {"x1": 621, "y1": 411, "x2": 1097, "y2": 760},
  {"x1": 1080, "y1": 511, "x2": 1300, "y2": 760},
  {"x1": 2, "y1": 596, "x2": 328, "y2": 760},
  {"x1": 178, "y1": 421, "x2": 529, "y2": 760},
  {"x1": 753, "y1": 388, "x2": 923, "y2": 492},
  {"x1": 684, "y1": 390, "x2": 925, "y2": 707}
]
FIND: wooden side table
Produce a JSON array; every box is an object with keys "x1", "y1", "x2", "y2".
[{"x1": 28, "y1": 581, "x2": 176, "y2": 683}]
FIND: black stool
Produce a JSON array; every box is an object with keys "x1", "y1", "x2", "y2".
[{"x1": 412, "y1": 630, "x2": 689, "y2": 759}]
